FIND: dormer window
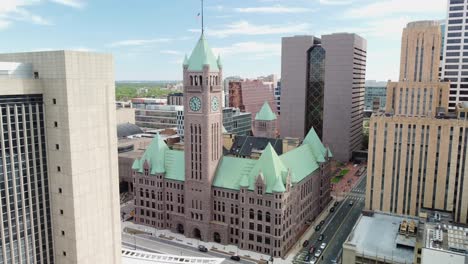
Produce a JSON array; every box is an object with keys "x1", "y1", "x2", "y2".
[
  {"x1": 144, "y1": 169, "x2": 149, "y2": 176},
  {"x1": 257, "y1": 186, "x2": 263, "y2": 195}
]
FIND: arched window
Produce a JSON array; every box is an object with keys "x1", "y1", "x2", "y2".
[
  {"x1": 216, "y1": 76, "x2": 218, "y2": 85},
  {"x1": 257, "y1": 210, "x2": 263, "y2": 221},
  {"x1": 140, "y1": 188, "x2": 143, "y2": 197},
  {"x1": 249, "y1": 209, "x2": 254, "y2": 219},
  {"x1": 266, "y1": 212, "x2": 271, "y2": 223},
  {"x1": 190, "y1": 75, "x2": 193, "y2": 86},
  {"x1": 199, "y1": 76, "x2": 203, "y2": 86},
  {"x1": 151, "y1": 191, "x2": 155, "y2": 199}
]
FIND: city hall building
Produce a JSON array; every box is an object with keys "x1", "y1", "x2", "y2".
[{"x1": 131, "y1": 34, "x2": 333, "y2": 257}]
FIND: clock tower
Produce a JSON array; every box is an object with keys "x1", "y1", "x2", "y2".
[{"x1": 183, "y1": 33, "x2": 223, "y2": 240}]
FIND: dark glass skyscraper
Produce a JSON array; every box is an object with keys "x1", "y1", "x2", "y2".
[
  {"x1": 306, "y1": 45, "x2": 326, "y2": 139},
  {"x1": 0, "y1": 94, "x2": 53, "y2": 263}
]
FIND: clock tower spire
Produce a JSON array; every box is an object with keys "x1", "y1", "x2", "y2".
[{"x1": 183, "y1": 31, "x2": 223, "y2": 240}]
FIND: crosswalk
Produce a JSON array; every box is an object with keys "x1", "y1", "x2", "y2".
[{"x1": 351, "y1": 189, "x2": 365, "y2": 194}]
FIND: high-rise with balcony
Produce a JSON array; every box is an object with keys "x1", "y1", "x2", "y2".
[
  {"x1": 0, "y1": 51, "x2": 121, "y2": 263},
  {"x1": 442, "y1": 0, "x2": 468, "y2": 110}
]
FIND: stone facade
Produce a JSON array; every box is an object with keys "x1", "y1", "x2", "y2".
[
  {"x1": 132, "y1": 35, "x2": 333, "y2": 258},
  {"x1": 133, "y1": 158, "x2": 331, "y2": 257}
]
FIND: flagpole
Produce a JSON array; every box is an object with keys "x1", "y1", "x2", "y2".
[{"x1": 201, "y1": 0, "x2": 204, "y2": 35}]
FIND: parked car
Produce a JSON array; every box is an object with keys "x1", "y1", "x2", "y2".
[
  {"x1": 310, "y1": 257, "x2": 318, "y2": 264},
  {"x1": 330, "y1": 207, "x2": 335, "y2": 212},
  {"x1": 309, "y1": 246, "x2": 316, "y2": 254},
  {"x1": 349, "y1": 201, "x2": 354, "y2": 206},
  {"x1": 304, "y1": 254, "x2": 311, "y2": 262},
  {"x1": 318, "y1": 234, "x2": 325, "y2": 241},
  {"x1": 198, "y1": 245, "x2": 208, "y2": 252},
  {"x1": 320, "y1": 242, "x2": 327, "y2": 250},
  {"x1": 230, "y1": 255, "x2": 241, "y2": 261},
  {"x1": 315, "y1": 225, "x2": 321, "y2": 231},
  {"x1": 302, "y1": 240, "x2": 309, "y2": 247},
  {"x1": 334, "y1": 201, "x2": 339, "y2": 206},
  {"x1": 314, "y1": 249, "x2": 322, "y2": 258}
]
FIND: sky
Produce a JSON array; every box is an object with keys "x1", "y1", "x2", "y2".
[{"x1": 0, "y1": 0, "x2": 446, "y2": 81}]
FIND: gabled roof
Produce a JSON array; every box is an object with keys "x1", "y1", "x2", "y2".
[
  {"x1": 187, "y1": 34, "x2": 219, "y2": 71},
  {"x1": 255, "y1": 102, "x2": 277, "y2": 121},
  {"x1": 132, "y1": 128, "x2": 329, "y2": 193},
  {"x1": 246, "y1": 143, "x2": 288, "y2": 193},
  {"x1": 303, "y1": 127, "x2": 327, "y2": 163},
  {"x1": 132, "y1": 133, "x2": 168, "y2": 174}
]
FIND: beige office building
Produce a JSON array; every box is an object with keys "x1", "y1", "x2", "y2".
[
  {"x1": 0, "y1": 51, "x2": 121, "y2": 263},
  {"x1": 399, "y1": 21, "x2": 442, "y2": 83},
  {"x1": 366, "y1": 20, "x2": 468, "y2": 225}
]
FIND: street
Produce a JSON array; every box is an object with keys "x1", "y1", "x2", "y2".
[
  {"x1": 293, "y1": 173, "x2": 366, "y2": 264},
  {"x1": 121, "y1": 233, "x2": 256, "y2": 264}
]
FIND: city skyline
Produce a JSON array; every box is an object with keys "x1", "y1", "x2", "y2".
[{"x1": 0, "y1": 0, "x2": 445, "y2": 81}]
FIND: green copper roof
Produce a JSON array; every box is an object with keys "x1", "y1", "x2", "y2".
[
  {"x1": 327, "y1": 148, "x2": 333, "y2": 158},
  {"x1": 165, "y1": 150, "x2": 185, "y2": 181},
  {"x1": 132, "y1": 134, "x2": 168, "y2": 174},
  {"x1": 187, "y1": 34, "x2": 219, "y2": 71},
  {"x1": 303, "y1": 127, "x2": 327, "y2": 163},
  {"x1": 183, "y1": 54, "x2": 189, "y2": 66},
  {"x1": 217, "y1": 55, "x2": 222, "y2": 67},
  {"x1": 213, "y1": 157, "x2": 256, "y2": 190},
  {"x1": 281, "y1": 144, "x2": 319, "y2": 184},
  {"x1": 132, "y1": 128, "x2": 328, "y2": 193},
  {"x1": 255, "y1": 101, "x2": 277, "y2": 121},
  {"x1": 247, "y1": 143, "x2": 287, "y2": 193}
]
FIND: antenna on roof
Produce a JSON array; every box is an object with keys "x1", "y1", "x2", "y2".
[{"x1": 201, "y1": 0, "x2": 205, "y2": 35}]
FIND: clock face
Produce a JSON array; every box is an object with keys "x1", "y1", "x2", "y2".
[
  {"x1": 211, "y1": 96, "x2": 219, "y2": 112},
  {"x1": 189, "y1": 96, "x2": 202, "y2": 112}
]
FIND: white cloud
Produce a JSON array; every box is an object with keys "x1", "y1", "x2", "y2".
[
  {"x1": 344, "y1": 0, "x2": 444, "y2": 18},
  {"x1": 49, "y1": 0, "x2": 85, "y2": 9},
  {"x1": 235, "y1": 5, "x2": 313, "y2": 13},
  {"x1": 189, "y1": 21, "x2": 311, "y2": 38},
  {"x1": 110, "y1": 38, "x2": 172, "y2": 47},
  {"x1": 213, "y1": 42, "x2": 281, "y2": 59},
  {"x1": 321, "y1": 17, "x2": 410, "y2": 38},
  {"x1": 319, "y1": 0, "x2": 352, "y2": 5},
  {"x1": 0, "y1": 1, "x2": 52, "y2": 28},
  {"x1": 160, "y1": 50, "x2": 181, "y2": 55}
]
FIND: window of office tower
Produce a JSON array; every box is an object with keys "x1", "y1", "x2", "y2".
[
  {"x1": 0, "y1": 95, "x2": 53, "y2": 263},
  {"x1": 306, "y1": 45, "x2": 326, "y2": 139}
]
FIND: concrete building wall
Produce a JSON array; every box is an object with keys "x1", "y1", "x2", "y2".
[
  {"x1": 116, "y1": 107, "x2": 135, "y2": 124},
  {"x1": 366, "y1": 114, "x2": 468, "y2": 224},
  {"x1": 442, "y1": 1, "x2": 468, "y2": 110},
  {"x1": 280, "y1": 36, "x2": 315, "y2": 139},
  {"x1": 386, "y1": 81, "x2": 450, "y2": 116},
  {"x1": 322, "y1": 33, "x2": 367, "y2": 162},
  {"x1": 0, "y1": 51, "x2": 121, "y2": 264}
]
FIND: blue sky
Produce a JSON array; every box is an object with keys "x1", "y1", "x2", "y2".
[{"x1": 0, "y1": 0, "x2": 446, "y2": 81}]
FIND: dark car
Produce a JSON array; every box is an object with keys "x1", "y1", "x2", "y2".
[
  {"x1": 318, "y1": 234, "x2": 325, "y2": 241},
  {"x1": 230, "y1": 255, "x2": 241, "y2": 261},
  {"x1": 334, "y1": 201, "x2": 339, "y2": 206},
  {"x1": 349, "y1": 201, "x2": 354, "y2": 206},
  {"x1": 315, "y1": 225, "x2": 321, "y2": 231},
  {"x1": 305, "y1": 254, "x2": 311, "y2": 262},
  {"x1": 302, "y1": 240, "x2": 309, "y2": 247},
  {"x1": 309, "y1": 246, "x2": 316, "y2": 254},
  {"x1": 198, "y1": 245, "x2": 208, "y2": 252},
  {"x1": 330, "y1": 207, "x2": 335, "y2": 212},
  {"x1": 320, "y1": 220, "x2": 325, "y2": 225}
]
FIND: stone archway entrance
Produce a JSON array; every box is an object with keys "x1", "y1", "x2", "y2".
[
  {"x1": 177, "y1": 224, "x2": 184, "y2": 234},
  {"x1": 213, "y1": 232, "x2": 221, "y2": 243},
  {"x1": 193, "y1": 228, "x2": 201, "y2": 240}
]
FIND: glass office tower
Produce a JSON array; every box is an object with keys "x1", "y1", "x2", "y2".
[
  {"x1": 306, "y1": 45, "x2": 326, "y2": 139},
  {"x1": 0, "y1": 94, "x2": 53, "y2": 263}
]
